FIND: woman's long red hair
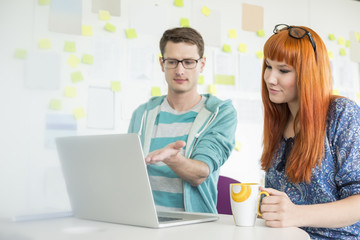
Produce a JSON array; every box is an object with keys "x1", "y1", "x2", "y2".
[{"x1": 261, "y1": 26, "x2": 336, "y2": 183}]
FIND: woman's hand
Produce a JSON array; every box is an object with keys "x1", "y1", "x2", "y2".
[{"x1": 259, "y1": 187, "x2": 301, "y2": 227}]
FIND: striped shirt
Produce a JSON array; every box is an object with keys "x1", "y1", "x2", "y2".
[{"x1": 148, "y1": 96, "x2": 206, "y2": 212}]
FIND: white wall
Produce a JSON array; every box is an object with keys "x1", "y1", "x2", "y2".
[{"x1": 1, "y1": 0, "x2": 359, "y2": 217}]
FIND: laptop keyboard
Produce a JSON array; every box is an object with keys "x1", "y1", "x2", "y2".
[{"x1": 158, "y1": 216, "x2": 182, "y2": 222}]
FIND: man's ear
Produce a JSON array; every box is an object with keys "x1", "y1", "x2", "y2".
[
  {"x1": 159, "y1": 56, "x2": 165, "y2": 72},
  {"x1": 200, "y1": 57, "x2": 206, "y2": 73}
]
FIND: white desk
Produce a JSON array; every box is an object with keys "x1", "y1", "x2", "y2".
[{"x1": 1, "y1": 215, "x2": 310, "y2": 240}]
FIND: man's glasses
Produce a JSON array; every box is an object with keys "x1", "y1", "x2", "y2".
[
  {"x1": 273, "y1": 24, "x2": 317, "y2": 56},
  {"x1": 162, "y1": 58, "x2": 202, "y2": 69}
]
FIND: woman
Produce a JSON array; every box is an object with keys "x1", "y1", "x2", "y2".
[{"x1": 259, "y1": 24, "x2": 360, "y2": 239}]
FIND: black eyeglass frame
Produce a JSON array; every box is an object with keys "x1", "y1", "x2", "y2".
[
  {"x1": 273, "y1": 24, "x2": 317, "y2": 56},
  {"x1": 162, "y1": 58, "x2": 202, "y2": 69}
]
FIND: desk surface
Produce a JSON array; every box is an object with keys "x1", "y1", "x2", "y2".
[{"x1": 1, "y1": 214, "x2": 310, "y2": 240}]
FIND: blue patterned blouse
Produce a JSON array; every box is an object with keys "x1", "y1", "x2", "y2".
[{"x1": 265, "y1": 98, "x2": 360, "y2": 240}]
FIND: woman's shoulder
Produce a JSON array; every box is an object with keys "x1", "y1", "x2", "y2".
[
  {"x1": 328, "y1": 97, "x2": 360, "y2": 119},
  {"x1": 327, "y1": 97, "x2": 360, "y2": 134}
]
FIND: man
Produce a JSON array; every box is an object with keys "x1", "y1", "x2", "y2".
[{"x1": 128, "y1": 27, "x2": 237, "y2": 213}]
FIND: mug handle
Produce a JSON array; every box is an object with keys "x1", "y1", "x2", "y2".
[{"x1": 257, "y1": 191, "x2": 270, "y2": 216}]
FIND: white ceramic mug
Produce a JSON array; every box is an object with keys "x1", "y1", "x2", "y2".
[{"x1": 230, "y1": 183, "x2": 269, "y2": 226}]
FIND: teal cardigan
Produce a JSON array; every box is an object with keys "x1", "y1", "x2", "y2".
[{"x1": 128, "y1": 94, "x2": 237, "y2": 213}]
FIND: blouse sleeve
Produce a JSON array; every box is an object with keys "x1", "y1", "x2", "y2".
[{"x1": 329, "y1": 98, "x2": 360, "y2": 199}]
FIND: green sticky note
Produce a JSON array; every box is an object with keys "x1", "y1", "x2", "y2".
[
  {"x1": 82, "y1": 25, "x2": 93, "y2": 36},
  {"x1": 99, "y1": 10, "x2": 111, "y2": 20},
  {"x1": 256, "y1": 51, "x2": 264, "y2": 59},
  {"x1": 208, "y1": 84, "x2": 217, "y2": 95},
  {"x1": 151, "y1": 87, "x2": 162, "y2": 96},
  {"x1": 64, "y1": 41, "x2": 76, "y2": 53},
  {"x1": 73, "y1": 107, "x2": 86, "y2": 119},
  {"x1": 222, "y1": 44, "x2": 232, "y2": 53},
  {"x1": 215, "y1": 75, "x2": 235, "y2": 85},
  {"x1": 49, "y1": 99, "x2": 62, "y2": 110},
  {"x1": 174, "y1": 0, "x2": 184, "y2": 7},
  {"x1": 238, "y1": 43, "x2": 247, "y2": 53},
  {"x1": 67, "y1": 54, "x2": 80, "y2": 68},
  {"x1": 14, "y1": 49, "x2": 27, "y2": 59},
  {"x1": 338, "y1": 37, "x2": 345, "y2": 45},
  {"x1": 125, "y1": 28, "x2": 137, "y2": 39},
  {"x1": 328, "y1": 34, "x2": 336, "y2": 41},
  {"x1": 346, "y1": 40, "x2": 350, "y2": 48},
  {"x1": 339, "y1": 48, "x2": 346, "y2": 56},
  {"x1": 180, "y1": 18, "x2": 190, "y2": 27},
  {"x1": 38, "y1": 0, "x2": 50, "y2": 5},
  {"x1": 201, "y1": 6, "x2": 211, "y2": 16},
  {"x1": 71, "y1": 71, "x2": 84, "y2": 83},
  {"x1": 82, "y1": 54, "x2": 93, "y2": 64},
  {"x1": 38, "y1": 38, "x2": 52, "y2": 49},
  {"x1": 357, "y1": 92, "x2": 360, "y2": 101},
  {"x1": 111, "y1": 81, "x2": 121, "y2": 92},
  {"x1": 333, "y1": 89, "x2": 339, "y2": 95},
  {"x1": 257, "y1": 29, "x2": 265, "y2": 37},
  {"x1": 64, "y1": 86, "x2": 77, "y2": 98},
  {"x1": 104, "y1": 22, "x2": 116, "y2": 32},
  {"x1": 198, "y1": 75, "x2": 204, "y2": 85},
  {"x1": 234, "y1": 140, "x2": 241, "y2": 151},
  {"x1": 328, "y1": 51, "x2": 334, "y2": 60},
  {"x1": 228, "y1": 29, "x2": 237, "y2": 39},
  {"x1": 356, "y1": 32, "x2": 360, "y2": 42}
]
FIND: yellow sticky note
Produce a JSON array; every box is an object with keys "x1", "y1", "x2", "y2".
[
  {"x1": 332, "y1": 89, "x2": 339, "y2": 95},
  {"x1": 228, "y1": 29, "x2": 237, "y2": 39},
  {"x1": 234, "y1": 141, "x2": 242, "y2": 151},
  {"x1": 208, "y1": 84, "x2": 217, "y2": 95},
  {"x1": 64, "y1": 86, "x2": 77, "y2": 98},
  {"x1": 174, "y1": 0, "x2": 184, "y2": 7},
  {"x1": 111, "y1": 81, "x2": 121, "y2": 92},
  {"x1": 125, "y1": 28, "x2": 137, "y2": 39},
  {"x1": 356, "y1": 32, "x2": 360, "y2": 42},
  {"x1": 328, "y1": 51, "x2": 334, "y2": 60},
  {"x1": 256, "y1": 51, "x2": 264, "y2": 59},
  {"x1": 346, "y1": 40, "x2": 350, "y2": 48},
  {"x1": 82, "y1": 25, "x2": 93, "y2": 36},
  {"x1": 71, "y1": 71, "x2": 84, "y2": 83},
  {"x1": 67, "y1": 54, "x2": 80, "y2": 68},
  {"x1": 14, "y1": 49, "x2": 27, "y2": 59},
  {"x1": 215, "y1": 75, "x2": 235, "y2": 85},
  {"x1": 257, "y1": 29, "x2": 265, "y2": 37},
  {"x1": 38, "y1": 38, "x2": 52, "y2": 49},
  {"x1": 337, "y1": 37, "x2": 345, "y2": 45},
  {"x1": 64, "y1": 41, "x2": 76, "y2": 53},
  {"x1": 38, "y1": 0, "x2": 50, "y2": 5},
  {"x1": 82, "y1": 54, "x2": 94, "y2": 64},
  {"x1": 73, "y1": 107, "x2": 86, "y2": 119},
  {"x1": 49, "y1": 99, "x2": 62, "y2": 110},
  {"x1": 357, "y1": 92, "x2": 360, "y2": 101},
  {"x1": 339, "y1": 48, "x2": 346, "y2": 56},
  {"x1": 222, "y1": 44, "x2": 232, "y2": 53},
  {"x1": 198, "y1": 75, "x2": 204, "y2": 85},
  {"x1": 180, "y1": 18, "x2": 190, "y2": 27},
  {"x1": 238, "y1": 43, "x2": 247, "y2": 53},
  {"x1": 104, "y1": 22, "x2": 116, "y2": 32},
  {"x1": 99, "y1": 10, "x2": 111, "y2": 20},
  {"x1": 201, "y1": 6, "x2": 211, "y2": 16},
  {"x1": 328, "y1": 34, "x2": 336, "y2": 41},
  {"x1": 151, "y1": 87, "x2": 162, "y2": 96}
]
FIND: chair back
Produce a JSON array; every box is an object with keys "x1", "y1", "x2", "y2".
[{"x1": 216, "y1": 175, "x2": 240, "y2": 215}]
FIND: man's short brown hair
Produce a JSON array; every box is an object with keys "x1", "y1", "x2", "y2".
[{"x1": 159, "y1": 27, "x2": 204, "y2": 58}]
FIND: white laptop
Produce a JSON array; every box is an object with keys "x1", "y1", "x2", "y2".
[{"x1": 55, "y1": 133, "x2": 218, "y2": 228}]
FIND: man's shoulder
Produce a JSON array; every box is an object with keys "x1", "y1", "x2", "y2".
[
  {"x1": 135, "y1": 96, "x2": 166, "y2": 112},
  {"x1": 203, "y1": 94, "x2": 235, "y2": 111}
]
